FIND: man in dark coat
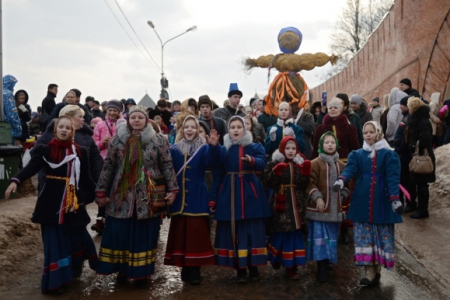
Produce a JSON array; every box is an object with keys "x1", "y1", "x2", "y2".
[
  {"x1": 399, "y1": 78, "x2": 420, "y2": 98},
  {"x1": 213, "y1": 83, "x2": 245, "y2": 121},
  {"x1": 148, "y1": 99, "x2": 172, "y2": 127},
  {"x1": 198, "y1": 95, "x2": 227, "y2": 145},
  {"x1": 41, "y1": 83, "x2": 58, "y2": 115}
]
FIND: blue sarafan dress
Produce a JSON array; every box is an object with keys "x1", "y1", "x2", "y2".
[
  {"x1": 338, "y1": 140, "x2": 402, "y2": 269},
  {"x1": 211, "y1": 131, "x2": 271, "y2": 268}
]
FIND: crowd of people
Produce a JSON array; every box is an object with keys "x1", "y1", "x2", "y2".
[{"x1": 2, "y1": 76, "x2": 447, "y2": 294}]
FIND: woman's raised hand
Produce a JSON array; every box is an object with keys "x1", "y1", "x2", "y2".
[{"x1": 207, "y1": 129, "x2": 219, "y2": 146}]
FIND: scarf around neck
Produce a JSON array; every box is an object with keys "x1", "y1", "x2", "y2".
[
  {"x1": 173, "y1": 136, "x2": 206, "y2": 156},
  {"x1": 363, "y1": 139, "x2": 392, "y2": 158}
]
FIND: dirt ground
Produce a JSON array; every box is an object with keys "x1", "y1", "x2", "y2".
[{"x1": 0, "y1": 144, "x2": 449, "y2": 296}]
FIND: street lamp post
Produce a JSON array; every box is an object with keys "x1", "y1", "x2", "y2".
[{"x1": 147, "y1": 21, "x2": 197, "y2": 100}]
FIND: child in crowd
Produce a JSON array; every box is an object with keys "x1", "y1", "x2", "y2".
[
  {"x1": 5, "y1": 116, "x2": 97, "y2": 295},
  {"x1": 265, "y1": 102, "x2": 306, "y2": 157},
  {"x1": 264, "y1": 136, "x2": 311, "y2": 279},
  {"x1": 333, "y1": 121, "x2": 403, "y2": 286},
  {"x1": 306, "y1": 132, "x2": 349, "y2": 282},
  {"x1": 164, "y1": 116, "x2": 220, "y2": 285},
  {"x1": 210, "y1": 116, "x2": 270, "y2": 283},
  {"x1": 28, "y1": 112, "x2": 41, "y2": 136}
]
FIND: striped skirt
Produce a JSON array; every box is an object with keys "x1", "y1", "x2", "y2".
[
  {"x1": 41, "y1": 223, "x2": 97, "y2": 293},
  {"x1": 306, "y1": 220, "x2": 339, "y2": 263},
  {"x1": 97, "y1": 215, "x2": 161, "y2": 279},
  {"x1": 267, "y1": 230, "x2": 306, "y2": 268},
  {"x1": 164, "y1": 216, "x2": 215, "y2": 267},
  {"x1": 215, "y1": 218, "x2": 267, "y2": 268},
  {"x1": 353, "y1": 222, "x2": 396, "y2": 269}
]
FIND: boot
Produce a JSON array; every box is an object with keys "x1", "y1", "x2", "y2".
[
  {"x1": 116, "y1": 272, "x2": 128, "y2": 285},
  {"x1": 248, "y1": 266, "x2": 260, "y2": 282},
  {"x1": 317, "y1": 260, "x2": 327, "y2": 282},
  {"x1": 235, "y1": 268, "x2": 247, "y2": 283},
  {"x1": 189, "y1": 266, "x2": 201, "y2": 285},
  {"x1": 403, "y1": 202, "x2": 417, "y2": 214},
  {"x1": 91, "y1": 217, "x2": 105, "y2": 234},
  {"x1": 340, "y1": 226, "x2": 349, "y2": 244},
  {"x1": 360, "y1": 265, "x2": 379, "y2": 286},
  {"x1": 410, "y1": 210, "x2": 429, "y2": 219},
  {"x1": 133, "y1": 278, "x2": 150, "y2": 289},
  {"x1": 285, "y1": 267, "x2": 300, "y2": 280},
  {"x1": 181, "y1": 267, "x2": 191, "y2": 282}
]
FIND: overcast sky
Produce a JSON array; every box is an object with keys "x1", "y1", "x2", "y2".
[{"x1": 3, "y1": 0, "x2": 347, "y2": 110}]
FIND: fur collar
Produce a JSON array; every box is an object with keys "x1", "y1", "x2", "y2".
[
  {"x1": 223, "y1": 131, "x2": 253, "y2": 150},
  {"x1": 271, "y1": 149, "x2": 304, "y2": 164},
  {"x1": 323, "y1": 113, "x2": 350, "y2": 127},
  {"x1": 116, "y1": 122, "x2": 156, "y2": 146},
  {"x1": 277, "y1": 118, "x2": 294, "y2": 127},
  {"x1": 363, "y1": 139, "x2": 392, "y2": 158}
]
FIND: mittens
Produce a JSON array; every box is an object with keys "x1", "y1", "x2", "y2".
[
  {"x1": 392, "y1": 200, "x2": 404, "y2": 215},
  {"x1": 298, "y1": 160, "x2": 311, "y2": 176},
  {"x1": 273, "y1": 162, "x2": 289, "y2": 176},
  {"x1": 332, "y1": 179, "x2": 344, "y2": 192},
  {"x1": 283, "y1": 127, "x2": 294, "y2": 137},
  {"x1": 269, "y1": 127, "x2": 277, "y2": 141},
  {"x1": 18, "y1": 104, "x2": 27, "y2": 112}
]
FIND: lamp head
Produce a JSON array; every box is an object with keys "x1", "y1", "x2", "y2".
[
  {"x1": 187, "y1": 25, "x2": 197, "y2": 32},
  {"x1": 147, "y1": 20, "x2": 155, "y2": 28}
]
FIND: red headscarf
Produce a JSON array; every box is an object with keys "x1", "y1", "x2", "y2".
[{"x1": 278, "y1": 136, "x2": 305, "y2": 162}]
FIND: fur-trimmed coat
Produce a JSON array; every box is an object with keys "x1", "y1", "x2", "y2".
[
  {"x1": 96, "y1": 123, "x2": 179, "y2": 219},
  {"x1": 265, "y1": 118, "x2": 306, "y2": 156},
  {"x1": 305, "y1": 154, "x2": 348, "y2": 222},
  {"x1": 312, "y1": 114, "x2": 359, "y2": 160},
  {"x1": 264, "y1": 150, "x2": 310, "y2": 233},
  {"x1": 210, "y1": 131, "x2": 270, "y2": 221},
  {"x1": 407, "y1": 104, "x2": 436, "y2": 184},
  {"x1": 93, "y1": 116, "x2": 122, "y2": 159}
]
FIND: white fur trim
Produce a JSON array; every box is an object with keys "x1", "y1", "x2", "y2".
[
  {"x1": 223, "y1": 131, "x2": 253, "y2": 150},
  {"x1": 292, "y1": 154, "x2": 304, "y2": 164},
  {"x1": 271, "y1": 150, "x2": 286, "y2": 163}
]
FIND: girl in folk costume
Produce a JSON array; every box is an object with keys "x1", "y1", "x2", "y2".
[
  {"x1": 305, "y1": 132, "x2": 349, "y2": 282},
  {"x1": 95, "y1": 105, "x2": 179, "y2": 289},
  {"x1": 164, "y1": 116, "x2": 221, "y2": 285},
  {"x1": 263, "y1": 136, "x2": 311, "y2": 279},
  {"x1": 91, "y1": 99, "x2": 123, "y2": 234},
  {"x1": 333, "y1": 121, "x2": 403, "y2": 286},
  {"x1": 210, "y1": 116, "x2": 270, "y2": 283},
  {"x1": 265, "y1": 102, "x2": 306, "y2": 157},
  {"x1": 5, "y1": 116, "x2": 97, "y2": 295}
]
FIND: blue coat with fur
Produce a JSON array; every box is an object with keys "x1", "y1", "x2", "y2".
[
  {"x1": 211, "y1": 131, "x2": 271, "y2": 221},
  {"x1": 265, "y1": 118, "x2": 306, "y2": 156},
  {"x1": 169, "y1": 142, "x2": 221, "y2": 216},
  {"x1": 339, "y1": 143, "x2": 402, "y2": 224}
]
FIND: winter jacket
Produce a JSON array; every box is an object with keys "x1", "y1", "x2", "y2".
[
  {"x1": 339, "y1": 144, "x2": 402, "y2": 224},
  {"x1": 305, "y1": 154, "x2": 349, "y2": 222},
  {"x1": 265, "y1": 118, "x2": 306, "y2": 156},
  {"x1": 169, "y1": 143, "x2": 221, "y2": 216},
  {"x1": 370, "y1": 105, "x2": 384, "y2": 124},
  {"x1": 199, "y1": 115, "x2": 228, "y2": 145},
  {"x1": 14, "y1": 89, "x2": 32, "y2": 142},
  {"x1": 264, "y1": 151, "x2": 310, "y2": 233},
  {"x1": 149, "y1": 107, "x2": 172, "y2": 128},
  {"x1": 35, "y1": 120, "x2": 104, "y2": 183},
  {"x1": 386, "y1": 88, "x2": 408, "y2": 142},
  {"x1": 312, "y1": 114, "x2": 359, "y2": 160},
  {"x1": 429, "y1": 93, "x2": 441, "y2": 135},
  {"x1": 93, "y1": 117, "x2": 122, "y2": 159},
  {"x1": 257, "y1": 112, "x2": 277, "y2": 132},
  {"x1": 211, "y1": 131, "x2": 270, "y2": 221},
  {"x1": 3, "y1": 75, "x2": 21, "y2": 139},
  {"x1": 41, "y1": 91, "x2": 56, "y2": 116},
  {"x1": 296, "y1": 110, "x2": 315, "y2": 159},
  {"x1": 355, "y1": 102, "x2": 373, "y2": 125},
  {"x1": 213, "y1": 105, "x2": 245, "y2": 122},
  {"x1": 96, "y1": 123, "x2": 179, "y2": 220},
  {"x1": 407, "y1": 105, "x2": 436, "y2": 184},
  {"x1": 319, "y1": 110, "x2": 363, "y2": 146},
  {"x1": 11, "y1": 145, "x2": 96, "y2": 226}
]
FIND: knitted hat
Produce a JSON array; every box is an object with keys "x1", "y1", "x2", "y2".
[
  {"x1": 350, "y1": 94, "x2": 363, "y2": 105},
  {"x1": 327, "y1": 98, "x2": 343, "y2": 111},
  {"x1": 400, "y1": 78, "x2": 411, "y2": 87},
  {"x1": 85, "y1": 96, "x2": 95, "y2": 103},
  {"x1": 318, "y1": 131, "x2": 339, "y2": 154},
  {"x1": 106, "y1": 99, "x2": 123, "y2": 112},
  {"x1": 100, "y1": 101, "x2": 108, "y2": 106},
  {"x1": 31, "y1": 112, "x2": 39, "y2": 119},
  {"x1": 198, "y1": 95, "x2": 212, "y2": 109},
  {"x1": 228, "y1": 115, "x2": 247, "y2": 131},
  {"x1": 228, "y1": 83, "x2": 243, "y2": 98},
  {"x1": 90, "y1": 117, "x2": 102, "y2": 127},
  {"x1": 70, "y1": 88, "x2": 81, "y2": 97},
  {"x1": 399, "y1": 96, "x2": 409, "y2": 107},
  {"x1": 128, "y1": 105, "x2": 148, "y2": 129},
  {"x1": 372, "y1": 97, "x2": 379, "y2": 103},
  {"x1": 188, "y1": 98, "x2": 198, "y2": 109},
  {"x1": 336, "y1": 93, "x2": 349, "y2": 106},
  {"x1": 125, "y1": 98, "x2": 136, "y2": 106}
]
